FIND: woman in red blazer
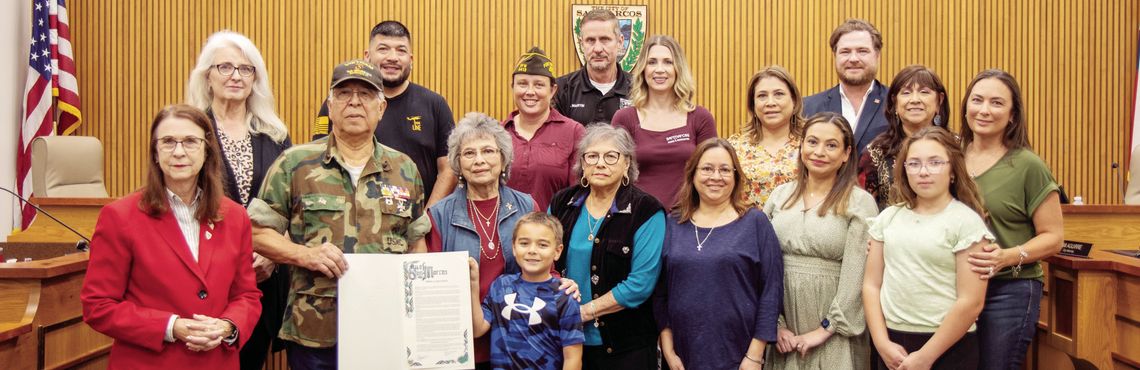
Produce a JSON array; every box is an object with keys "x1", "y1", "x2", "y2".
[{"x1": 81, "y1": 104, "x2": 262, "y2": 370}]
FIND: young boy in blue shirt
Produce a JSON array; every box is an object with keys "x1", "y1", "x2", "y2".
[{"x1": 469, "y1": 212, "x2": 584, "y2": 370}]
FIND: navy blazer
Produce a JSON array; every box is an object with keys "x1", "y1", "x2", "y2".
[{"x1": 802, "y1": 80, "x2": 890, "y2": 155}]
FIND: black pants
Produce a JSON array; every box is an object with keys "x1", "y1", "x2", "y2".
[
  {"x1": 583, "y1": 344, "x2": 657, "y2": 370},
  {"x1": 871, "y1": 329, "x2": 978, "y2": 370},
  {"x1": 285, "y1": 341, "x2": 337, "y2": 370},
  {"x1": 240, "y1": 267, "x2": 290, "y2": 370}
]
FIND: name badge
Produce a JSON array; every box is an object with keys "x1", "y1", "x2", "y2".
[{"x1": 1059, "y1": 240, "x2": 1092, "y2": 258}]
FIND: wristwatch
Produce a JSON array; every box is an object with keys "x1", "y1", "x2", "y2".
[
  {"x1": 820, "y1": 318, "x2": 831, "y2": 331},
  {"x1": 222, "y1": 319, "x2": 239, "y2": 345}
]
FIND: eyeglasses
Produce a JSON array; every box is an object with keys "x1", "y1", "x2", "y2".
[
  {"x1": 213, "y1": 63, "x2": 256, "y2": 77},
  {"x1": 903, "y1": 159, "x2": 949, "y2": 174},
  {"x1": 461, "y1": 147, "x2": 500, "y2": 160},
  {"x1": 697, "y1": 165, "x2": 735, "y2": 178},
  {"x1": 331, "y1": 89, "x2": 380, "y2": 102},
  {"x1": 583, "y1": 151, "x2": 622, "y2": 166},
  {"x1": 156, "y1": 136, "x2": 206, "y2": 152}
]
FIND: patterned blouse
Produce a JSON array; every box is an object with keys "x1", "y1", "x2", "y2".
[
  {"x1": 217, "y1": 129, "x2": 254, "y2": 204},
  {"x1": 857, "y1": 143, "x2": 895, "y2": 210},
  {"x1": 727, "y1": 133, "x2": 800, "y2": 207}
]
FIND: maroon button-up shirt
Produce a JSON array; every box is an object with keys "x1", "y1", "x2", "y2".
[{"x1": 504, "y1": 109, "x2": 585, "y2": 211}]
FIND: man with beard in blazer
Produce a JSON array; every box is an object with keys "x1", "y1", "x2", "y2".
[{"x1": 803, "y1": 19, "x2": 889, "y2": 156}]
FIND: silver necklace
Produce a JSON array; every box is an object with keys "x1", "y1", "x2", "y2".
[
  {"x1": 469, "y1": 197, "x2": 499, "y2": 227},
  {"x1": 584, "y1": 212, "x2": 604, "y2": 242},
  {"x1": 967, "y1": 147, "x2": 1007, "y2": 178},
  {"x1": 801, "y1": 192, "x2": 826, "y2": 213},
  {"x1": 469, "y1": 198, "x2": 501, "y2": 252},
  {"x1": 694, "y1": 224, "x2": 716, "y2": 251}
]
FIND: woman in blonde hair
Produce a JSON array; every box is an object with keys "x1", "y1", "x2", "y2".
[
  {"x1": 185, "y1": 30, "x2": 291, "y2": 370},
  {"x1": 729, "y1": 66, "x2": 805, "y2": 207},
  {"x1": 612, "y1": 34, "x2": 717, "y2": 207}
]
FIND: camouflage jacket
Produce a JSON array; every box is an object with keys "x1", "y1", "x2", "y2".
[{"x1": 247, "y1": 134, "x2": 430, "y2": 347}]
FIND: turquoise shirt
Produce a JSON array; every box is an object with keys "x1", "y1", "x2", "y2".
[{"x1": 564, "y1": 208, "x2": 665, "y2": 346}]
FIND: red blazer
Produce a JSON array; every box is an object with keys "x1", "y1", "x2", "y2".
[{"x1": 81, "y1": 192, "x2": 262, "y2": 370}]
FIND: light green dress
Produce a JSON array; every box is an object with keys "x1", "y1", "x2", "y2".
[{"x1": 762, "y1": 182, "x2": 878, "y2": 370}]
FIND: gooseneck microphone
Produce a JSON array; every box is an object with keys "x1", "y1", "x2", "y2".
[
  {"x1": 1112, "y1": 162, "x2": 1124, "y2": 200},
  {"x1": 0, "y1": 186, "x2": 92, "y2": 251}
]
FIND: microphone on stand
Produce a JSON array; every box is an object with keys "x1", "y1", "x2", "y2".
[
  {"x1": 1112, "y1": 162, "x2": 1124, "y2": 201},
  {"x1": 0, "y1": 186, "x2": 92, "y2": 252}
]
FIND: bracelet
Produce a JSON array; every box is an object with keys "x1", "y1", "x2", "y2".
[
  {"x1": 588, "y1": 301, "x2": 600, "y2": 328},
  {"x1": 744, "y1": 354, "x2": 764, "y2": 364},
  {"x1": 1011, "y1": 245, "x2": 1028, "y2": 277}
]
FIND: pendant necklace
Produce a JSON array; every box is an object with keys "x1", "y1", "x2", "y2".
[
  {"x1": 802, "y1": 192, "x2": 826, "y2": 214},
  {"x1": 470, "y1": 197, "x2": 499, "y2": 228},
  {"x1": 584, "y1": 211, "x2": 604, "y2": 242},
  {"x1": 469, "y1": 199, "x2": 501, "y2": 256},
  {"x1": 694, "y1": 224, "x2": 716, "y2": 251}
]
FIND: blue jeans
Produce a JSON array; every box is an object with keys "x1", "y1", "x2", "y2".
[
  {"x1": 977, "y1": 278, "x2": 1043, "y2": 370},
  {"x1": 286, "y1": 341, "x2": 337, "y2": 370}
]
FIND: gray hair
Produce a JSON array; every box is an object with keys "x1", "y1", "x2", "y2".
[
  {"x1": 574, "y1": 123, "x2": 639, "y2": 183},
  {"x1": 447, "y1": 112, "x2": 514, "y2": 184},
  {"x1": 185, "y1": 30, "x2": 288, "y2": 143},
  {"x1": 579, "y1": 9, "x2": 623, "y2": 42}
]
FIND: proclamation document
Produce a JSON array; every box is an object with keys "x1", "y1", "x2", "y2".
[{"x1": 339, "y1": 252, "x2": 475, "y2": 370}]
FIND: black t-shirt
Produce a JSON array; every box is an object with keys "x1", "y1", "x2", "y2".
[
  {"x1": 314, "y1": 83, "x2": 454, "y2": 194},
  {"x1": 553, "y1": 65, "x2": 632, "y2": 125}
]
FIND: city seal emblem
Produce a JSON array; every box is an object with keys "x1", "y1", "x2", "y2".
[{"x1": 572, "y1": 4, "x2": 648, "y2": 73}]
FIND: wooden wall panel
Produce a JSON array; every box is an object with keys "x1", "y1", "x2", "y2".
[{"x1": 68, "y1": 0, "x2": 1138, "y2": 204}]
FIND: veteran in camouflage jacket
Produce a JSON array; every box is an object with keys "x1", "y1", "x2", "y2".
[{"x1": 246, "y1": 60, "x2": 431, "y2": 356}]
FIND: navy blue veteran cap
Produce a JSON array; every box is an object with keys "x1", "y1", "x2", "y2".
[{"x1": 330, "y1": 60, "x2": 383, "y2": 91}]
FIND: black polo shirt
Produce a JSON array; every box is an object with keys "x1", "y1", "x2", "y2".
[{"x1": 553, "y1": 65, "x2": 632, "y2": 125}]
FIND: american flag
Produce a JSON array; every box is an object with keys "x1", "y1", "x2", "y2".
[
  {"x1": 1132, "y1": 30, "x2": 1140, "y2": 169},
  {"x1": 16, "y1": 0, "x2": 82, "y2": 230}
]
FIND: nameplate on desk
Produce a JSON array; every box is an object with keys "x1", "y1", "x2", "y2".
[{"x1": 1059, "y1": 240, "x2": 1093, "y2": 258}]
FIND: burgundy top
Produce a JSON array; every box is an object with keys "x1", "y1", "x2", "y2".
[
  {"x1": 504, "y1": 109, "x2": 586, "y2": 211},
  {"x1": 612, "y1": 106, "x2": 718, "y2": 207},
  {"x1": 425, "y1": 197, "x2": 504, "y2": 363}
]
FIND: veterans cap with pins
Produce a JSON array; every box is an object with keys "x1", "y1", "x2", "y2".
[
  {"x1": 512, "y1": 46, "x2": 555, "y2": 79},
  {"x1": 329, "y1": 60, "x2": 383, "y2": 91}
]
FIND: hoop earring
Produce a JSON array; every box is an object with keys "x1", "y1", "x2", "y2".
[
  {"x1": 580, "y1": 176, "x2": 589, "y2": 188},
  {"x1": 622, "y1": 174, "x2": 630, "y2": 186}
]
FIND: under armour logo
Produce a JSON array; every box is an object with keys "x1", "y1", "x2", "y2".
[{"x1": 501, "y1": 292, "x2": 546, "y2": 325}]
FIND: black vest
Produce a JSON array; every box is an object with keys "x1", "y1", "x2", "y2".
[{"x1": 549, "y1": 184, "x2": 663, "y2": 353}]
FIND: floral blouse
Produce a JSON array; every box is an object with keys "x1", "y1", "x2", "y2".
[
  {"x1": 727, "y1": 133, "x2": 800, "y2": 207},
  {"x1": 857, "y1": 143, "x2": 895, "y2": 210}
]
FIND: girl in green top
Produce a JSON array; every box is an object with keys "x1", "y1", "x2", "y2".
[
  {"x1": 863, "y1": 127, "x2": 993, "y2": 370},
  {"x1": 960, "y1": 69, "x2": 1064, "y2": 370}
]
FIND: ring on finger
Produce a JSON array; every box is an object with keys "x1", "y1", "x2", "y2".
[{"x1": 987, "y1": 266, "x2": 995, "y2": 275}]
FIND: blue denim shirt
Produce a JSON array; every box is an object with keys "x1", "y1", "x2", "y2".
[{"x1": 427, "y1": 185, "x2": 536, "y2": 273}]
